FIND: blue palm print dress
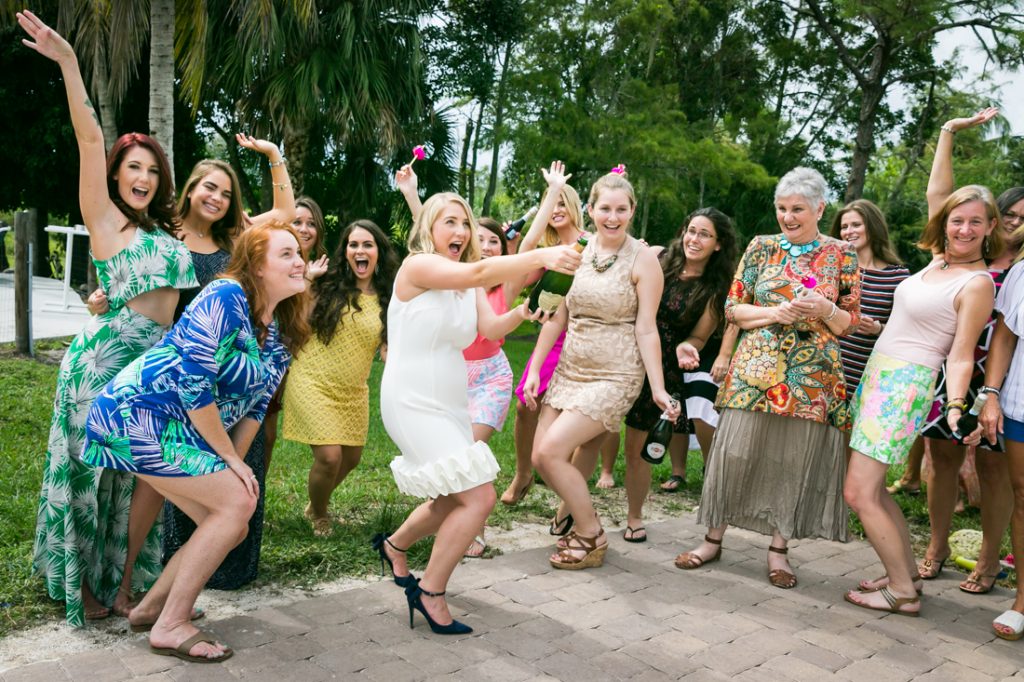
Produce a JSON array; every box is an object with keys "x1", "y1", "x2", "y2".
[{"x1": 82, "y1": 278, "x2": 291, "y2": 477}]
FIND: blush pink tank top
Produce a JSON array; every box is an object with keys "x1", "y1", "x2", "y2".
[{"x1": 874, "y1": 259, "x2": 993, "y2": 370}]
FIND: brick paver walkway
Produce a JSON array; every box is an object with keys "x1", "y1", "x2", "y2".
[{"x1": 3, "y1": 517, "x2": 1020, "y2": 681}]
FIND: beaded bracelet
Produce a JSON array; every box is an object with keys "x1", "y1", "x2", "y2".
[
  {"x1": 944, "y1": 399, "x2": 967, "y2": 415},
  {"x1": 940, "y1": 124, "x2": 956, "y2": 135},
  {"x1": 269, "y1": 158, "x2": 288, "y2": 167}
]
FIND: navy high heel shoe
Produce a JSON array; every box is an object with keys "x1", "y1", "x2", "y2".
[
  {"x1": 405, "y1": 583, "x2": 472, "y2": 635},
  {"x1": 370, "y1": 533, "x2": 416, "y2": 588}
]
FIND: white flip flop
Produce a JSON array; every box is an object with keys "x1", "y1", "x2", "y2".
[{"x1": 993, "y1": 609, "x2": 1024, "y2": 641}]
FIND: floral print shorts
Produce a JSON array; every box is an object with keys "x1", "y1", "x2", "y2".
[
  {"x1": 467, "y1": 350, "x2": 514, "y2": 431},
  {"x1": 849, "y1": 352, "x2": 936, "y2": 465}
]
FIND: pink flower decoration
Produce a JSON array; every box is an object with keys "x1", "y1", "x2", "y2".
[
  {"x1": 801, "y1": 275, "x2": 817, "y2": 290},
  {"x1": 611, "y1": 163, "x2": 626, "y2": 174},
  {"x1": 412, "y1": 145, "x2": 426, "y2": 161}
]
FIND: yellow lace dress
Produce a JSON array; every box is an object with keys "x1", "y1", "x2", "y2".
[{"x1": 282, "y1": 293, "x2": 382, "y2": 445}]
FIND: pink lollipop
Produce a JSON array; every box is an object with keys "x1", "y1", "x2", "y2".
[
  {"x1": 410, "y1": 145, "x2": 426, "y2": 164},
  {"x1": 611, "y1": 163, "x2": 626, "y2": 174},
  {"x1": 801, "y1": 275, "x2": 817, "y2": 290}
]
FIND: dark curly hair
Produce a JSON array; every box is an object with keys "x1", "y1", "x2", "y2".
[
  {"x1": 311, "y1": 219, "x2": 398, "y2": 346},
  {"x1": 659, "y1": 207, "x2": 738, "y2": 334}
]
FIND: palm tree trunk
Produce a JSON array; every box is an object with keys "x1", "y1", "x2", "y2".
[
  {"x1": 482, "y1": 41, "x2": 513, "y2": 216},
  {"x1": 283, "y1": 119, "x2": 310, "y2": 197},
  {"x1": 148, "y1": 0, "x2": 175, "y2": 183}
]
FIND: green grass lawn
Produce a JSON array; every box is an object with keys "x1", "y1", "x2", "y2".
[{"x1": 0, "y1": 327, "x2": 1005, "y2": 637}]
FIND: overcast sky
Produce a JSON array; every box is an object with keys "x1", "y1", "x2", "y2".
[{"x1": 936, "y1": 27, "x2": 1022, "y2": 134}]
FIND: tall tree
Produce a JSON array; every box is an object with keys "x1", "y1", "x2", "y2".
[{"x1": 794, "y1": 0, "x2": 1024, "y2": 201}]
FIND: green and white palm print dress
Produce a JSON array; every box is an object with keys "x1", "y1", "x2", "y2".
[{"x1": 34, "y1": 227, "x2": 196, "y2": 626}]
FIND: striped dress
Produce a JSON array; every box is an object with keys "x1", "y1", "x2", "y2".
[{"x1": 838, "y1": 264, "x2": 911, "y2": 395}]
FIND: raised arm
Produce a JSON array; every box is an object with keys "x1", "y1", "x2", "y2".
[
  {"x1": 238, "y1": 135, "x2": 296, "y2": 227},
  {"x1": 396, "y1": 247, "x2": 581, "y2": 301},
  {"x1": 18, "y1": 10, "x2": 118, "y2": 238},
  {"x1": 396, "y1": 164, "x2": 423, "y2": 222},
  {"x1": 926, "y1": 107, "x2": 999, "y2": 220},
  {"x1": 516, "y1": 161, "x2": 573, "y2": 255}
]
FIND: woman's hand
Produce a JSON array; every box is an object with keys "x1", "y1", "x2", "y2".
[
  {"x1": 538, "y1": 245, "x2": 582, "y2": 274},
  {"x1": 676, "y1": 342, "x2": 700, "y2": 370},
  {"x1": 856, "y1": 314, "x2": 882, "y2": 336},
  {"x1": 541, "y1": 160, "x2": 571, "y2": 191},
  {"x1": 944, "y1": 107, "x2": 999, "y2": 134},
  {"x1": 790, "y1": 290, "x2": 832, "y2": 319},
  {"x1": 653, "y1": 390, "x2": 682, "y2": 421},
  {"x1": 518, "y1": 303, "x2": 552, "y2": 325},
  {"x1": 711, "y1": 353, "x2": 731, "y2": 383},
  {"x1": 395, "y1": 164, "x2": 418, "y2": 194},
  {"x1": 522, "y1": 370, "x2": 542, "y2": 411},
  {"x1": 86, "y1": 288, "x2": 109, "y2": 316},
  {"x1": 979, "y1": 395, "x2": 1003, "y2": 446},
  {"x1": 306, "y1": 255, "x2": 329, "y2": 280},
  {"x1": 773, "y1": 300, "x2": 802, "y2": 325},
  {"x1": 17, "y1": 11, "x2": 75, "y2": 65},
  {"x1": 236, "y1": 134, "x2": 282, "y2": 160},
  {"x1": 225, "y1": 456, "x2": 259, "y2": 498}
]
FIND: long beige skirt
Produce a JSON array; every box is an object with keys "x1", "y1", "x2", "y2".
[{"x1": 696, "y1": 409, "x2": 849, "y2": 542}]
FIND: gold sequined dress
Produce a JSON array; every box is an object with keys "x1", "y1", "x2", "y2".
[{"x1": 544, "y1": 236, "x2": 645, "y2": 431}]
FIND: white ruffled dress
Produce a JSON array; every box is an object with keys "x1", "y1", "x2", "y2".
[{"x1": 381, "y1": 286, "x2": 499, "y2": 498}]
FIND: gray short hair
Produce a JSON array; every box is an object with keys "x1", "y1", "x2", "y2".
[{"x1": 774, "y1": 167, "x2": 827, "y2": 207}]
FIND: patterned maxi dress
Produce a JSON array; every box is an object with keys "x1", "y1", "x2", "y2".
[{"x1": 34, "y1": 227, "x2": 196, "y2": 626}]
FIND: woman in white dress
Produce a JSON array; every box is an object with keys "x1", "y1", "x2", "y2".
[{"x1": 377, "y1": 192, "x2": 581, "y2": 634}]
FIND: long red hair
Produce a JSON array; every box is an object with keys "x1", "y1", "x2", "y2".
[
  {"x1": 105, "y1": 133, "x2": 178, "y2": 235},
  {"x1": 222, "y1": 222, "x2": 311, "y2": 354}
]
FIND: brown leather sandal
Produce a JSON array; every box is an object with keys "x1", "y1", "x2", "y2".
[
  {"x1": 843, "y1": 586, "x2": 919, "y2": 617},
  {"x1": 858, "y1": 572, "x2": 924, "y2": 595},
  {"x1": 549, "y1": 530, "x2": 607, "y2": 570},
  {"x1": 767, "y1": 545, "x2": 797, "y2": 589},
  {"x1": 674, "y1": 535, "x2": 722, "y2": 570},
  {"x1": 917, "y1": 554, "x2": 949, "y2": 580}
]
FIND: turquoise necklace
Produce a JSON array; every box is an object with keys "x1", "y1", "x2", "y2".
[{"x1": 779, "y1": 233, "x2": 820, "y2": 258}]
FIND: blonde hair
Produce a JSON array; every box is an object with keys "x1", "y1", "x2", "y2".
[
  {"x1": 539, "y1": 184, "x2": 584, "y2": 247},
  {"x1": 918, "y1": 184, "x2": 1005, "y2": 258},
  {"x1": 1013, "y1": 223, "x2": 1024, "y2": 263},
  {"x1": 407, "y1": 193, "x2": 482, "y2": 263},
  {"x1": 588, "y1": 171, "x2": 636, "y2": 209}
]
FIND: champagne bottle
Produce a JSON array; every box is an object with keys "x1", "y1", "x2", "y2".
[
  {"x1": 504, "y1": 206, "x2": 538, "y2": 240},
  {"x1": 527, "y1": 234, "x2": 589, "y2": 314},
  {"x1": 641, "y1": 396, "x2": 680, "y2": 465},
  {"x1": 954, "y1": 393, "x2": 987, "y2": 443}
]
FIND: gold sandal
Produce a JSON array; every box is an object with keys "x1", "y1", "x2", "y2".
[{"x1": 550, "y1": 530, "x2": 607, "y2": 570}]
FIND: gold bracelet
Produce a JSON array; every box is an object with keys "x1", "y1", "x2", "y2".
[
  {"x1": 273, "y1": 182, "x2": 290, "y2": 190},
  {"x1": 269, "y1": 158, "x2": 287, "y2": 167}
]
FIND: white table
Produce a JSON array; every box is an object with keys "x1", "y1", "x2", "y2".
[{"x1": 44, "y1": 224, "x2": 89, "y2": 311}]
